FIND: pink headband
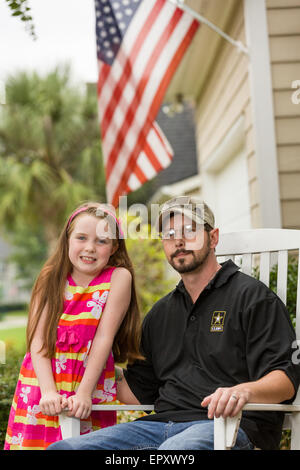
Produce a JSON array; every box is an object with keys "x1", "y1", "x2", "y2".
[
  {"x1": 67, "y1": 207, "x2": 89, "y2": 228},
  {"x1": 67, "y1": 206, "x2": 124, "y2": 238}
]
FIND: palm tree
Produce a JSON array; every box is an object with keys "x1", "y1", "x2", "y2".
[{"x1": 0, "y1": 66, "x2": 106, "y2": 253}]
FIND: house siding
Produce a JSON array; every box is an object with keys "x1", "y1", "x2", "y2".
[
  {"x1": 195, "y1": 9, "x2": 247, "y2": 157},
  {"x1": 194, "y1": 1, "x2": 259, "y2": 227},
  {"x1": 267, "y1": 0, "x2": 300, "y2": 229},
  {"x1": 193, "y1": 0, "x2": 300, "y2": 229}
]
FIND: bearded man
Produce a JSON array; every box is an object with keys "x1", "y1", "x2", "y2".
[{"x1": 49, "y1": 196, "x2": 300, "y2": 451}]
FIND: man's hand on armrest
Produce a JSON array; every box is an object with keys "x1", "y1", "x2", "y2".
[
  {"x1": 115, "y1": 366, "x2": 141, "y2": 405},
  {"x1": 201, "y1": 370, "x2": 295, "y2": 419}
]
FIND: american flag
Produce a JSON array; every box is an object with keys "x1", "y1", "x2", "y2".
[{"x1": 95, "y1": 0, "x2": 199, "y2": 207}]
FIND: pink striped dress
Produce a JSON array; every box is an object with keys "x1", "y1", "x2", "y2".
[{"x1": 4, "y1": 267, "x2": 117, "y2": 450}]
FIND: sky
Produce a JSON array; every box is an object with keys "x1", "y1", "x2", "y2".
[{"x1": 0, "y1": 0, "x2": 98, "y2": 86}]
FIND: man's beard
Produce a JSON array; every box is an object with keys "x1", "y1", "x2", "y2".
[{"x1": 169, "y1": 239, "x2": 211, "y2": 274}]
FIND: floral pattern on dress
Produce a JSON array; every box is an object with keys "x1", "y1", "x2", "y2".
[
  {"x1": 64, "y1": 280, "x2": 73, "y2": 301},
  {"x1": 20, "y1": 386, "x2": 31, "y2": 404},
  {"x1": 11, "y1": 433, "x2": 23, "y2": 447},
  {"x1": 55, "y1": 355, "x2": 67, "y2": 374},
  {"x1": 27, "y1": 405, "x2": 41, "y2": 425},
  {"x1": 87, "y1": 291, "x2": 109, "y2": 319},
  {"x1": 93, "y1": 378, "x2": 116, "y2": 402}
]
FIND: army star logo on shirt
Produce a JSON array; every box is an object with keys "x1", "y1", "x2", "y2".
[{"x1": 210, "y1": 311, "x2": 226, "y2": 332}]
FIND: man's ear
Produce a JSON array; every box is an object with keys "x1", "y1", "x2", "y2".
[{"x1": 209, "y1": 228, "x2": 219, "y2": 250}]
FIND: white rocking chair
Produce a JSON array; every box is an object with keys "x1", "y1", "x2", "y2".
[
  {"x1": 59, "y1": 229, "x2": 300, "y2": 450},
  {"x1": 214, "y1": 229, "x2": 300, "y2": 450}
]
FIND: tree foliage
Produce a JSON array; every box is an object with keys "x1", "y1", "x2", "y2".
[
  {"x1": 0, "y1": 67, "x2": 106, "y2": 254},
  {"x1": 5, "y1": 0, "x2": 36, "y2": 39},
  {"x1": 0, "y1": 68, "x2": 171, "y2": 297},
  {"x1": 253, "y1": 256, "x2": 298, "y2": 327}
]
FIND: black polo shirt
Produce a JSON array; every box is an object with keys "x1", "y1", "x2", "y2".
[{"x1": 124, "y1": 260, "x2": 300, "y2": 450}]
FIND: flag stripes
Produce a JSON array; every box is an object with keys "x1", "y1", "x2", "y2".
[{"x1": 96, "y1": 0, "x2": 199, "y2": 206}]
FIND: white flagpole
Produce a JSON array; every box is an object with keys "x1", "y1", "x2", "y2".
[{"x1": 168, "y1": 0, "x2": 249, "y2": 55}]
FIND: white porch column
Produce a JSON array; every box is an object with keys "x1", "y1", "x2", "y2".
[{"x1": 244, "y1": 0, "x2": 282, "y2": 228}]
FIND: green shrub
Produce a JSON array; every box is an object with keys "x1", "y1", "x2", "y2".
[
  {"x1": 253, "y1": 256, "x2": 298, "y2": 450},
  {"x1": 253, "y1": 255, "x2": 298, "y2": 325},
  {"x1": 0, "y1": 345, "x2": 25, "y2": 449},
  {"x1": 270, "y1": 256, "x2": 298, "y2": 327}
]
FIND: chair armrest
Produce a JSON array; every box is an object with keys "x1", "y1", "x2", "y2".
[
  {"x1": 91, "y1": 404, "x2": 154, "y2": 411},
  {"x1": 59, "y1": 404, "x2": 154, "y2": 440},
  {"x1": 60, "y1": 403, "x2": 300, "y2": 447},
  {"x1": 214, "y1": 412, "x2": 242, "y2": 450},
  {"x1": 60, "y1": 412, "x2": 81, "y2": 440},
  {"x1": 214, "y1": 403, "x2": 300, "y2": 450},
  {"x1": 242, "y1": 403, "x2": 300, "y2": 412}
]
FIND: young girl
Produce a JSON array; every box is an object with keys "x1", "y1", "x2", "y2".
[{"x1": 4, "y1": 202, "x2": 143, "y2": 450}]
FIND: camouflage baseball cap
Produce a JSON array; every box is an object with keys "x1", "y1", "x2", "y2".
[{"x1": 158, "y1": 196, "x2": 215, "y2": 231}]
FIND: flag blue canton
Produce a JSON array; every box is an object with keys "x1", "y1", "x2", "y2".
[{"x1": 95, "y1": 0, "x2": 142, "y2": 65}]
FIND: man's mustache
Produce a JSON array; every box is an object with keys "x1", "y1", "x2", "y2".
[{"x1": 171, "y1": 249, "x2": 193, "y2": 260}]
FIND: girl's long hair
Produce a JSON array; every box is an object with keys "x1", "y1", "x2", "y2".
[{"x1": 26, "y1": 202, "x2": 144, "y2": 364}]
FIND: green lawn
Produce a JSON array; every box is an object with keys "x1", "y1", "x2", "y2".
[
  {"x1": 0, "y1": 311, "x2": 27, "y2": 353},
  {"x1": 0, "y1": 310, "x2": 27, "y2": 317},
  {"x1": 0, "y1": 327, "x2": 26, "y2": 353}
]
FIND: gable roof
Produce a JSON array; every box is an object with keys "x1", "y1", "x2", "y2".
[{"x1": 152, "y1": 101, "x2": 199, "y2": 190}]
